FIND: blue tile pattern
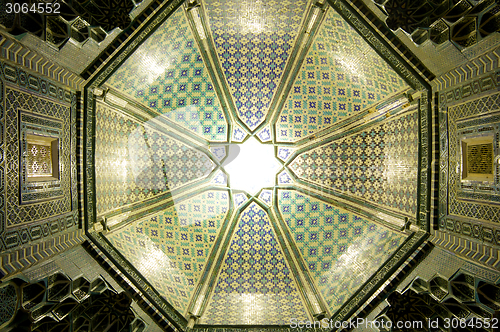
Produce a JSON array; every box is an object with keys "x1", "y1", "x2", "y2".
[
  {"x1": 106, "y1": 190, "x2": 229, "y2": 315},
  {"x1": 277, "y1": 147, "x2": 293, "y2": 162},
  {"x1": 211, "y1": 170, "x2": 227, "y2": 186},
  {"x1": 276, "y1": 9, "x2": 409, "y2": 142},
  {"x1": 210, "y1": 146, "x2": 226, "y2": 162},
  {"x1": 232, "y1": 125, "x2": 248, "y2": 142},
  {"x1": 200, "y1": 202, "x2": 308, "y2": 324},
  {"x1": 105, "y1": 7, "x2": 228, "y2": 142},
  {"x1": 234, "y1": 193, "x2": 248, "y2": 207},
  {"x1": 278, "y1": 170, "x2": 293, "y2": 185},
  {"x1": 204, "y1": 0, "x2": 308, "y2": 131},
  {"x1": 258, "y1": 189, "x2": 272, "y2": 206},
  {"x1": 95, "y1": 103, "x2": 215, "y2": 214},
  {"x1": 256, "y1": 125, "x2": 272, "y2": 142},
  {"x1": 278, "y1": 190, "x2": 404, "y2": 313},
  {"x1": 289, "y1": 111, "x2": 419, "y2": 216}
]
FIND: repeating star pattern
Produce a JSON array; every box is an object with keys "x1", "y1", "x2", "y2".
[
  {"x1": 276, "y1": 9, "x2": 408, "y2": 142},
  {"x1": 86, "y1": 2, "x2": 426, "y2": 325},
  {"x1": 105, "y1": 7, "x2": 228, "y2": 142},
  {"x1": 278, "y1": 190, "x2": 404, "y2": 313},
  {"x1": 289, "y1": 111, "x2": 419, "y2": 217},
  {"x1": 200, "y1": 202, "x2": 309, "y2": 325},
  {"x1": 95, "y1": 102, "x2": 214, "y2": 214},
  {"x1": 204, "y1": 0, "x2": 308, "y2": 131},
  {"x1": 106, "y1": 190, "x2": 229, "y2": 314}
]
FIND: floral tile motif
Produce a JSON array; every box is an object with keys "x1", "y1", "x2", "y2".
[
  {"x1": 256, "y1": 125, "x2": 272, "y2": 142},
  {"x1": 200, "y1": 202, "x2": 308, "y2": 325},
  {"x1": 210, "y1": 146, "x2": 227, "y2": 162},
  {"x1": 106, "y1": 190, "x2": 229, "y2": 315},
  {"x1": 234, "y1": 193, "x2": 248, "y2": 207},
  {"x1": 211, "y1": 170, "x2": 228, "y2": 186},
  {"x1": 204, "y1": 0, "x2": 308, "y2": 131},
  {"x1": 289, "y1": 111, "x2": 419, "y2": 217},
  {"x1": 105, "y1": 7, "x2": 228, "y2": 142},
  {"x1": 95, "y1": 103, "x2": 215, "y2": 214},
  {"x1": 278, "y1": 170, "x2": 294, "y2": 185},
  {"x1": 258, "y1": 190, "x2": 273, "y2": 206},
  {"x1": 232, "y1": 125, "x2": 248, "y2": 142},
  {"x1": 278, "y1": 190, "x2": 404, "y2": 313},
  {"x1": 276, "y1": 9, "x2": 409, "y2": 142}
]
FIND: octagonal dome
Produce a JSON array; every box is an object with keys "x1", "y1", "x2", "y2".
[{"x1": 83, "y1": 0, "x2": 431, "y2": 329}]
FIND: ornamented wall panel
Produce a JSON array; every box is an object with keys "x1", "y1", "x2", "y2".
[
  {"x1": 289, "y1": 110, "x2": 419, "y2": 217},
  {"x1": 204, "y1": 0, "x2": 309, "y2": 131},
  {"x1": 106, "y1": 190, "x2": 229, "y2": 315},
  {"x1": 0, "y1": 61, "x2": 78, "y2": 252},
  {"x1": 95, "y1": 101, "x2": 215, "y2": 215},
  {"x1": 200, "y1": 202, "x2": 309, "y2": 325},
  {"x1": 105, "y1": 6, "x2": 228, "y2": 143},
  {"x1": 278, "y1": 190, "x2": 405, "y2": 314},
  {"x1": 446, "y1": 93, "x2": 500, "y2": 223},
  {"x1": 275, "y1": 8, "x2": 409, "y2": 142}
]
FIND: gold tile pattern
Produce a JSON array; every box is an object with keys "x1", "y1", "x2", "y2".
[
  {"x1": 200, "y1": 202, "x2": 309, "y2": 325},
  {"x1": 106, "y1": 190, "x2": 229, "y2": 314}
]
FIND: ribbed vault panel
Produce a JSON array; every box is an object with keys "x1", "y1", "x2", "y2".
[
  {"x1": 106, "y1": 190, "x2": 229, "y2": 314},
  {"x1": 278, "y1": 190, "x2": 405, "y2": 313},
  {"x1": 200, "y1": 202, "x2": 309, "y2": 325},
  {"x1": 276, "y1": 9, "x2": 409, "y2": 142},
  {"x1": 204, "y1": 0, "x2": 308, "y2": 131},
  {"x1": 105, "y1": 7, "x2": 228, "y2": 142},
  {"x1": 289, "y1": 110, "x2": 419, "y2": 217},
  {"x1": 94, "y1": 102, "x2": 215, "y2": 215}
]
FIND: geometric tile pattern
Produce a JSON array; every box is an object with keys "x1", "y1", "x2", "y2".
[
  {"x1": 447, "y1": 93, "x2": 500, "y2": 222},
  {"x1": 289, "y1": 111, "x2": 419, "y2": 217},
  {"x1": 256, "y1": 125, "x2": 272, "y2": 142},
  {"x1": 200, "y1": 202, "x2": 309, "y2": 324},
  {"x1": 276, "y1": 9, "x2": 408, "y2": 142},
  {"x1": 232, "y1": 125, "x2": 248, "y2": 142},
  {"x1": 234, "y1": 193, "x2": 248, "y2": 207},
  {"x1": 105, "y1": 7, "x2": 228, "y2": 142},
  {"x1": 106, "y1": 190, "x2": 229, "y2": 315},
  {"x1": 258, "y1": 190, "x2": 273, "y2": 206},
  {"x1": 278, "y1": 190, "x2": 404, "y2": 313},
  {"x1": 5, "y1": 87, "x2": 73, "y2": 226},
  {"x1": 211, "y1": 170, "x2": 228, "y2": 186},
  {"x1": 0, "y1": 62, "x2": 79, "y2": 254},
  {"x1": 204, "y1": 0, "x2": 308, "y2": 131},
  {"x1": 278, "y1": 170, "x2": 293, "y2": 185},
  {"x1": 0, "y1": 283, "x2": 17, "y2": 326},
  {"x1": 277, "y1": 147, "x2": 294, "y2": 162},
  {"x1": 95, "y1": 102, "x2": 215, "y2": 214},
  {"x1": 210, "y1": 146, "x2": 226, "y2": 162}
]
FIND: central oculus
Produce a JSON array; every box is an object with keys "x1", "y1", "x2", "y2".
[{"x1": 222, "y1": 137, "x2": 281, "y2": 195}]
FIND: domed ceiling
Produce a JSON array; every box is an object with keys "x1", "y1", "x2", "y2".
[{"x1": 83, "y1": 0, "x2": 431, "y2": 329}]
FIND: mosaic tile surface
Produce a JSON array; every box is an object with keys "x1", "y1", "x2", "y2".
[
  {"x1": 232, "y1": 125, "x2": 248, "y2": 142},
  {"x1": 278, "y1": 190, "x2": 404, "y2": 313},
  {"x1": 95, "y1": 103, "x2": 215, "y2": 214},
  {"x1": 447, "y1": 94, "x2": 500, "y2": 221},
  {"x1": 234, "y1": 193, "x2": 248, "y2": 207},
  {"x1": 200, "y1": 202, "x2": 308, "y2": 325},
  {"x1": 106, "y1": 190, "x2": 229, "y2": 314},
  {"x1": 276, "y1": 9, "x2": 409, "y2": 142},
  {"x1": 105, "y1": 7, "x2": 228, "y2": 142},
  {"x1": 289, "y1": 111, "x2": 419, "y2": 217},
  {"x1": 5, "y1": 87, "x2": 73, "y2": 225},
  {"x1": 204, "y1": 0, "x2": 308, "y2": 131}
]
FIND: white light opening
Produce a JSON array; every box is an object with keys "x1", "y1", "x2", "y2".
[{"x1": 223, "y1": 137, "x2": 280, "y2": 195}]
